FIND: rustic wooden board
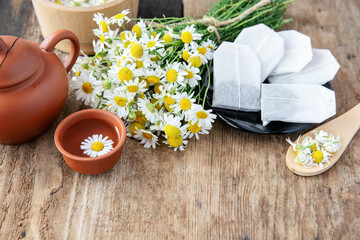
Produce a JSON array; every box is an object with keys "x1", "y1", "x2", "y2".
[
  {"x1": 184, "y1": 0, "x2": 212, "y2": 18},
  {"x1": 1, "y1": 0, "x2": 360, "y2": 239}
]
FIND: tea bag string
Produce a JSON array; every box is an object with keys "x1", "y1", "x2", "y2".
[{"x1": 199, "y1": 0, "x2": 271, "y2": 44}]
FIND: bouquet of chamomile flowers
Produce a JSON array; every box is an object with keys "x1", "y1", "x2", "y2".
[{"x1": 71, "y1": 10, "x2": 217, "y2": 151}]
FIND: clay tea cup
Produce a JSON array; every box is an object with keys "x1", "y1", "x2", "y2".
[{"x1": 54, "y1": 109, "x2": 126, "y2": 175}]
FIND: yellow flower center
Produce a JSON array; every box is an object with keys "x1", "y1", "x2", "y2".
[
  {"x1": 55, "y1": 0, "x2": 62, "y2": 4},
  {"x1": 75, "y1": 71, "x2": 80, "y2": 76},
  {"x1": 151, "y1": 55, "x2": 160, "y2": 61},
  {"x1": 182, "y1": 51, "x2": 191, "y2": 61},
  {"x1": 130, "y1": 43, "x2": 144, "y2": 59},
  {"x1": 142, "y1": 132, "x2": 153, "y2": 140},
  {"x1": 129, "y1": 122, "x2": 145, "y2": 136},
  {"x1": 166, "y1": 69, "x2": 178, "y2": 82},
  {"x1": 91, "y1": 142, "x2": 104, "y2": 152},
  {"x1": 151, "y1": 32, "x2": 157, "y2": 38},
  {"x1": 181, "y1": 31, "x2": 192, "y2": 44},
  {"x1": 312, "y1": 150, "x2": 324, "y2": 163},
  {"x1": 135, "y1": 111, "x2": 147, "y2": 124},
  {"x1": 184, "y1": 69, "x2": 194, "y2": 79},
  {"x1": 162, "y1": 34, "x2": 173, "y2": 43},
  {"x1": 118, "y1": 67, "x2": 133, "y2": 82},
  {"x1": 132, "y1": 24, "x2": 142, "y2": 38},
  {"x1": 311, "y1": 143, "x2": 317, "y2": 152},
  {"x1": 164, "y1": 103, "x2": 172, "y2": 111},
  {"x1": 164, "y1": 96, "x2": 175, "y2": 105},
  {"x1": 82, "y1": 82, "x2": 93, "y2": 94},
  {"x1": 151, "y1": 99, "x2": 162, "y2": 110},
  {"x1": 115, "y1": 96, "x2": 127, "y2": 107},
  {"x1": 126, "y1": 85, "x2": 139, "y2": 93},
  {"x1": 179, "y1": 98, "x2": 191, "y2": 111},
  {"x1": 196, "y1": 111, "x2": 208, "y2": 119},
  {"x1": 136, "y1": 60, "x2": 143, "y2": 69},
  {"x1": 139, "y1": 92, "x2": 145, "y2": 99},
  {"x1": 154, "y1": 83, "x2": 163, "y2": 94},
  {"x1": 198, "y1": 46, "x2": 207, "y2": 55},
  {"x1": 164, "y1": 124, "x2": 181, "y2": 137},
  {"x1": 147, "y1": 41, "x2": 156, "y2": 48},
  {"x1": 167, "y1": 135, "x2": 183, "y2": 148},
  {"x1": 100, "y1": 34, "x2": 105, "y2": 43},
  {"x1": 124, "y1": 40, "x2": 131, "y2": 48},
  {"x1": 100, "y1": 21, "x2": 109, "y2": 32},
  {"x1": 147, "y1": 76, "x2": 160, "y2": 84},
  {"x1": 120, "y1": 31, "x2": 129, "y2": 42},
  {"x1": 114, "y1": 13, "x2": 125, "y2": 19},
  {"x1": 189, "y1": 56, "x2": 202, "y2": 68},
  {"x1": 208, "y1": 45, "x2": 214, "y2": 51},
  {"x1": 188, "y1": 121, "x2": 202, "y2": 133}
]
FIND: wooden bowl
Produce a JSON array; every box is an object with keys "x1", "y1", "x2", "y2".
[
  {"x1": 31, "y1": 0, "x2": 139, "y2": 55},
  {"x1": 54, "y1": 109, "x2": 126, "y2": 175}
]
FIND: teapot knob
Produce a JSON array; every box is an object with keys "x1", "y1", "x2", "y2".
[{"x1": 0, "y1": 37, "x2": 8, "y2": 54}]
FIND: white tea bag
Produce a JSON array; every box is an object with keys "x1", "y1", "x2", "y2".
[
  {"x1": 234, "y1": 23, "x2": 284, "y2": 82},
  {"x1": 261, "y1": 84, "x2": 336, "y2": 124},
  {"x1": 213, "y1": 42, "x2": 261, "y2": 111},
  {"x1": 268, "y1": 49, "x2": 340, "y2": 84},
  {"x1": 270, "y1": 30, "x2": 313, "y2": 76}
]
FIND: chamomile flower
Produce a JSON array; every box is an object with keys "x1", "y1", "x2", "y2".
[
  {"x1": 127, "y1": 122, "x2": 146, "y2": 137},
  {"x1": 183, "y1": 64, "x2": 201, "y2": 87},
  {"x1": 163, "y1": 62, "x2": 187, "y2": 87},
  {"x1": 108, "y1": 63, "x2": 141, "y2": 83},
  {"x1": 161, "y1": 27, "x2": 180, "y2": 43},
  {"x1": 203, "y1": 38, "x2": 216, "y2": 53},
  {"x1": 134, "y1": 129, "x2": 158, "y2": 148},
  {"x1": 141, "y1": 33, "x2": 164, "y2": 50},
  {"x1": 132, "y1": 20, "x2": 148, "y2": 38},
  {"x1": 190, "y1": 41, "x2": 212, "y2": 63},
  {"x1": 172, "y1": 92, "x2": 196, "y2": 119},
  {"x1": 185, "y1": 120, "x2": 210, "y2": 140},
  {"x1": 93, "y1": 13, "x2": 111, "y2": 34},
  {"x1": 110, "y1": 9, "x2": 130, "y2": 26},
  {"x1": 72, "y1": 72, "x2": 102, "y2": 106},
  {"x1": 162, "y1": 114, "x2": 188, "y2": 137},
  {"x1": 180, "y1": 25, "x2": 202, "y2": 44},
  {"x1": 188, "y1": 104, "x2": 216, "y2": 128},
  {"x1": 81, "y1": 134, "x2": 114, "y2": 158},
  {"x1": 181, "y1": 44, "x2": 193, "y2": 61},
  {"x1": 120, "y1": 77, "x2": 147, "y2": 94},
  {"x1": 187, "y1": 52, "x2": 203, "y2": 68},
  {"x1": 144, "y1": 67, "x2": 165, "y2": 85},
  {"x1": 105, "y1": 89, "x2": 132, "y2": 118},
  {"x1": 137, "y1": 97, "x2": 160, "y2": 124},
  {"x1": 163, "y1": 134, "x2": 188, "y2": 151}
]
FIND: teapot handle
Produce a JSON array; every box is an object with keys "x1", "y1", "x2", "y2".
[{"x1": 40, "y1": 29, "x2": 80, "y2": 73}]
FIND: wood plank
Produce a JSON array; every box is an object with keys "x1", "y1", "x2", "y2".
[
  {"x1": 184, "y1": 0, "x2": 213, "y2": 18},
  {"x1": 0, "y1": 0, "x2": 360, "y2": 239}
]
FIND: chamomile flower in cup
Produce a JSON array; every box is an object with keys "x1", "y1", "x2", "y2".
[{"x1": 81, "y1": 134, "x2": 114, "y2": 158}]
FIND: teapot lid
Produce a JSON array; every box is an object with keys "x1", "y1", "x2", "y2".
[{"x1": 0, "y1": 36, "x2": 42, "y2": 89}]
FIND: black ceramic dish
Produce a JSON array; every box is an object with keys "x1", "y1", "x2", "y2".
[{"x1": 201, "y1": 66, "x2": 332, "y2": 134}]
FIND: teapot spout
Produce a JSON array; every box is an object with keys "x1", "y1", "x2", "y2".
[{"x1": 0, "y1": 37, "x2": 8, "y2": 55}]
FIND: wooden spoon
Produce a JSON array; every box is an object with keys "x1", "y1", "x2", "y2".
[{"x1": 286, "y1": 103, "x2": 360, "y2": 176}]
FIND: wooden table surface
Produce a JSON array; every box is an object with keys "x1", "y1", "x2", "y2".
[{"x1": 1, "y1": 0, "x2": 360, "y2": 239}]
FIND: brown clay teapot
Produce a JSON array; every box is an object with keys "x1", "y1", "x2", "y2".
[{"x1": 0, "y1": 30, "x2": 80, "y2": 144}]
